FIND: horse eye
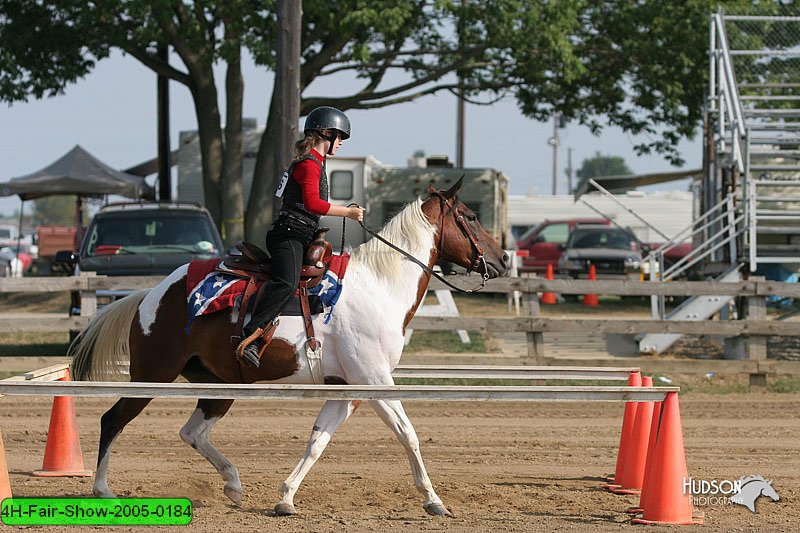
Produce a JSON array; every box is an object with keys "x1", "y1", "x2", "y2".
[{"x1": 466, "y1": 214, "x2": 477, "y2": 221}]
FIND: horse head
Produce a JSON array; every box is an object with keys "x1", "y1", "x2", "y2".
[
  {"x1": 760, "y1": 479, "x2": 780, "y2": 502},
  {"x1": 423, "y1": 177, "x2": 509, "y2": 279},
  {"x1": 731, "y1": 476, "x2": 780, "y2": 513}
]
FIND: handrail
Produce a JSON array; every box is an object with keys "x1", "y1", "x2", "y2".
[
  {"x1": 649, "y1": 193, "x2": 740, "y2": 282},
  {"x1": 709, "y1": 13, "x2": 748, "y2": 194}
]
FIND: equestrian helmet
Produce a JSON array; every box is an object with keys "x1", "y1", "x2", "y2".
[{"x1": 304, "y1": 106, "x2": 351, "y2": 140}]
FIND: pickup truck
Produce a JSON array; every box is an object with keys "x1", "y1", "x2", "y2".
[{"x1": 55, "y1": 201, "x2": 224, "y2": 318}]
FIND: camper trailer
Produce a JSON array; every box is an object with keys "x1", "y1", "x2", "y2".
[{"x1": 176, "y1": 125, "x2": 510, "y2": 250}]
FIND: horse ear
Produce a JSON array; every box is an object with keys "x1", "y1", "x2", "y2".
[
  {"x1": 427, "y1": 183, "x2": 438, "y2": 196},
  {"x1": 442, "y1": 176, "x2": 464, "y2": 199}
]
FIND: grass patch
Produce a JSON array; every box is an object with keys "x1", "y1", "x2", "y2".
[
  {"x1": 676, "y1": 380, "x2": 749, "y2": 394},
  {"x1": 395, "y1": 377, "x2": 524, "y2": 386},
  {"x1": 392, "y1": 378, "x2": 626, "y2": 387},
  {"x1": 403, "y1": 330, "x2": 491, "y2": 353},
  {"x1": 0, "y1": 331, "x2": 70, "y2": 356},
  {"x1": 768, "y1": 377, "x2": 800, "y2": 393}
]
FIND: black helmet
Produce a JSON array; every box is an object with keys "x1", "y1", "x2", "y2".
[{"x1": 304, "y1": 106, "x2": 351, "y2": 140}]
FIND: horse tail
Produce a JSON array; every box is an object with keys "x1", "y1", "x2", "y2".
[{"x1": 70, "y1": 289, "x2": 150, "y2": 382}]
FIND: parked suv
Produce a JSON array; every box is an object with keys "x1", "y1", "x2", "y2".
[
  {"x1": 55, "y1": 202, "x2": 224, "y2": 315},
  {"x1": 558, "y1": 224, "x2": 645, "y2": 280}
]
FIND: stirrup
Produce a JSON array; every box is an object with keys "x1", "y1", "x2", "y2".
[{"x1": 235, "y1": 319, "x2": 280, "y2": 366}]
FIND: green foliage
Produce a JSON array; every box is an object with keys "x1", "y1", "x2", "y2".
[
  {"x1": 576, "y1": 152, "x2": 634, "y2": 180},
  {"x1": 5, "y1": 0, "x2": 794, "y2": 221},
  {"x1": 768, "y1": 377, "x2": 800, "y2": 393},
  {"x1": 32, "y1": 196, "x2": 78, "y2": 225}
]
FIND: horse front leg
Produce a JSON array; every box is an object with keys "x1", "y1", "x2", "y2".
[
  {"x1": 179, "y1": 399, "x2": 241, "y2": 505},
  {"x1": 368, "y1": 399, "x2": 451, "y2": 516},
  {"x1": 275, "y1": 399, "x2": 360, "y2": 516}
]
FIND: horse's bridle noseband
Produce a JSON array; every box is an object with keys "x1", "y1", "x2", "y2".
[{"x1": 346, "y1": 193, "x2": 490, "y2": 293}]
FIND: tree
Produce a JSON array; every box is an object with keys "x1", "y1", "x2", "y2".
[
  {"x1": 576, "y1": 152, "x2": 633, "y2": 181},
  {"x1": 31, "y1": 196, "x2": 77, "y2": 226},
  {"x1": 3, "y1": 0, "x2": 760, "y2": 242}
]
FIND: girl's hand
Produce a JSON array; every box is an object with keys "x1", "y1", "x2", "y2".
[{"x1": 348, "y1": 205, "x2": 365, "y2": 222}]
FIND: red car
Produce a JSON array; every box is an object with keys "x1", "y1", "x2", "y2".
[{"x1": 515, "y1": 218, "x2": 611, "y2": 274}]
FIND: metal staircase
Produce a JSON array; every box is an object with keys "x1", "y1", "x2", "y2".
[{"x1": 638, "y1": 11, "x2": 800, "y2": 355}]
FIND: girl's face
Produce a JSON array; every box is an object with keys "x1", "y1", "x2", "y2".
[{"x1": 327, "y1": 132, "x2": 343, "y2": 155}]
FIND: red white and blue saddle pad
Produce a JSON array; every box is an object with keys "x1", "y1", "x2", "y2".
[
  {"x1": 308, "y1": 254, "x2": 349, "y2": 324},
  {"x1": 185, "y1": 254, "x2": 350, "y2": 330}
]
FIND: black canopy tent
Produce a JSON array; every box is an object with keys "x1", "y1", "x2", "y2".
[
  {"x1": 0, "y1": 145, "x2": 154, "y2": 200},
  {"x1": 0, "y1": 145, "x2": 155, "y2": 254}
]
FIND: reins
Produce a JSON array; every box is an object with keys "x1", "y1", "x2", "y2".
[{"x1": 340, "y1": 200, "x2": 489, "y2": 294}]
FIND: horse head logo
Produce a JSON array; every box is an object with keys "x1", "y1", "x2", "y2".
[{"x1": 729, "y1": 475, "x2": 780, "y2": 513}]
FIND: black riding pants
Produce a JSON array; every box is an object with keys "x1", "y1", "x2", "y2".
[{"x1": 244, "y1": 231, "x2": 307, "y2": 336}]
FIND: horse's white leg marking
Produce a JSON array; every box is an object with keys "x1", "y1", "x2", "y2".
[
  {"x1": 368, "y1": 399, "x2": 450, "y2": 516},
  {"x1": 275, "y1": 399, "x2": 358, "y2": 515},
  {"x1": 93, "y1": 436, "x2": 118, "y2": 498},
  {"x1": 179, "y1": 408, "x2": 242, "y2": 505},
  {"x1": 138, "y1": 264, "x2": 188, "y2": 335}
]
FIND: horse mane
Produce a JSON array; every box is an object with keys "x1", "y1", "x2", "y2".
[
  {"x1": 739, "y1": 475, "x2": 768, "y2": 486},
  {"x1": 349, "y1": 197, "x2": 436, "y2": 280}
]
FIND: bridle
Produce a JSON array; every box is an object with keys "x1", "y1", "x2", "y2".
[{"x1": 342, "y1": 193, "x2": 490, "y2": 293}]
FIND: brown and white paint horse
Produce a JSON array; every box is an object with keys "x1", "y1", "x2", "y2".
[{"x1": 70, "y1": 178, "x2": 509, "y2": 516}]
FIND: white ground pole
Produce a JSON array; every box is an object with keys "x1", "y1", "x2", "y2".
[{"x1": 1, "y1": 364, "x2": 654, "y2": 401}]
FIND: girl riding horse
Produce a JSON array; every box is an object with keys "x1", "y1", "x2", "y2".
[{"x1": 237, "y1": 106, "x2": 365, "y2": 366}]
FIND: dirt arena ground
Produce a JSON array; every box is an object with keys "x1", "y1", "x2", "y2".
[{"x1": 1, "y1": 392, "x2": 797, "y2": 532}]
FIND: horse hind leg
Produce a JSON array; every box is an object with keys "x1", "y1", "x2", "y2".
[
  {"x1": 368, "y1": 399, "x2": 451, "y2": 517},
  {"x1": 179, "y1": 399, "x2": 241, "y2": 505},
  {"x1": 94, "y1": 397, "x2": 153, "y2": 498},
  {"x1": 275, "y1": 399, "x2": 360, "y2": 516}
]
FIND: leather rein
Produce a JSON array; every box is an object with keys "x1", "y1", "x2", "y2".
[{"x1": 342, "y1": 194, "x2": 489, "y2": 294}]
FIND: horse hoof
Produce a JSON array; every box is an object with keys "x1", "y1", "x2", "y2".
[
  {"x1": 224, "y1": 486, "x2": 242, "y2": 506},
  {"x1": 423, "y1": 502, "x2": 452, "y2": 517},
  {"x1": 274, "y1": 502, "x2": 296, "y2": 516},
  {"x1": 92, "y1": 488, "x2": 116, "y2": 499}
]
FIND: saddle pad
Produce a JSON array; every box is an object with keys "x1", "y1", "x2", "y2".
[
  {"x1": 308, "y1": 253, "x2": 350, "y2": 324},
  {"x1": 185, "y1": 254, "x2": 350, "y2": 329}
]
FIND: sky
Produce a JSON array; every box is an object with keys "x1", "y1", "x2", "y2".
[{"x1": 0, "y1": 49, "x2": 700, "y2": 217}]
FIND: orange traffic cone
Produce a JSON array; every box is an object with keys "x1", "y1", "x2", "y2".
[
  {"x1": 604, "y1": 370, "x2": 641, "y2": 485},
  {"x1": 584, "y1": 264, "x2": 599, "y2": 307},
  {"x1": 0, "y1": 430, "x2": 12, "y2": 501},
  {"x1": 609, "y1": 376, "x2": 654, "y2": 494},
  {"x1": 632, "y1": 392, "x2": 703, "y2": 525},
  {"x1": 32, "y1": 371, "x2": 92, "y2": 477},
  {"x1": 541, "y1": 263, "x2": 557, "y2": 305},
  {"x1": 627, "y1": 397, "x2": 663, "y2": 514}
]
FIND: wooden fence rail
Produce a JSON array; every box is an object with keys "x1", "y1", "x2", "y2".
[
  {"x1": 3, "y1": 275, "x2": 800, "y2": 297},
  {"x1": 1, "y1": 274, "x2": 798, "y2": 362}
]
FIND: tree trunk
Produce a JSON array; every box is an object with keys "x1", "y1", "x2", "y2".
[
  {"x1": 247, "y1": 0, "x2": 301, "y2": 242},
  {"x1": 191, "y1": 76, "x2": 224, "y2": 229},
  {"x1": 220, "y1": 36, "x2": 245, "y2": 248}
]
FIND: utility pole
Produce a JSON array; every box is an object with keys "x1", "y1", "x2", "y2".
[
  {"x1": 456, "y1": 88, "x2": 465, "y2": 167},
  {"x1": 565, "y1": 147, "x2": 573, "y2": 194},
  {"x1": 548, "y1": 112, "x2": 561, "y2": 195},
  {"x1": 157, "y1": 44, "x2": 170, "y2": 201},
  {"x1": 455, "y1": 0, "x2": 466, "y2": 168}
]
